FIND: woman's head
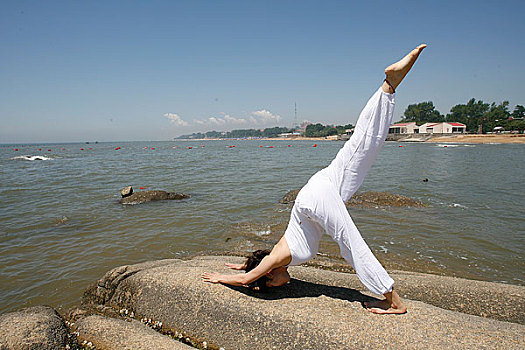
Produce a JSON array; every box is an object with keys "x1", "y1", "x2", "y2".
[
  {"x1": 244, "y1": 249, "x2": 271, "y2": 290},
  {"x1": 244, "y1": 249, "x2": 290, "y2": 290}
]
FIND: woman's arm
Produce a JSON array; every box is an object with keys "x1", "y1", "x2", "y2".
[
  {"x1": 202, "y1": 254, "x2": 280, "y2": 286},
  {"x1": 201, "y1": 236, "x2": 292, "y2": 286}
]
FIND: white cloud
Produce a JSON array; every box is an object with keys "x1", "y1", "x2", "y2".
[
  {"x1": 251, "y1": 110, "x2": 281, "y2": 124},
  {"x1": 197, "y1": 114, "x2": 248, "y2": 126},
  {"x1": 164, "y1": 113, "x2": 189, "y2": 126}
]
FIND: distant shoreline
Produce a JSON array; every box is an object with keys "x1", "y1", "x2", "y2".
[{"x1": 176, "y1": 134, "x2": 525, "y2": 144}]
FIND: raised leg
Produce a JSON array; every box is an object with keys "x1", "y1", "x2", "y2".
[{"x1": 317, "y1": 43, "x2": 427, "y2": 203}]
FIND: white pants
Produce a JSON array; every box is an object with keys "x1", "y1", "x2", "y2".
[{"x1": 284, "y1": 87, "x2": 395, "y2": 295}]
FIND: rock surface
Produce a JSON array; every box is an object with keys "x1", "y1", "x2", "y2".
[
  {"x1": 0, "y1": 305, "x2": 68, "y2": 350},
  {"x1": 75, "y1": 315, "x2": 193, "y2": 349},
  {"x1": 280, "y1": 189, "x2": 428, "y2": 207},
  {"x1": 81, "y1": 256, "x2": 525, "y2": 350},
  {"x1": 119, "y1": 190, "x2": 190, "y2": 205}
]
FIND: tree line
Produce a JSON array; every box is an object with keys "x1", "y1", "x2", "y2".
[
  {"x1": 400, "y1": 99, "x2": 525, "y2": 133},
  {"x1": 176, "y1": 127, "x2": 293, "y2": 139}
]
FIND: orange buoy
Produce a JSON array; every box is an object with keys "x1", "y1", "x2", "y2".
[
  {"x1": 313, "y1": 144, "x2": 317, "y2": 147},
  {"x1": 188, "y1": 146, "x2": 192, "y2": 149},
  {"x1": 260, "y1": 145, "x2": 264, "y2": 147},
  {"x1": 38, "y1": 148, "x2": 41, "y2": 151},
  {"x1": 62, "y1": 148, "x2": 66, "y2": 151},
  {"x1": 201, "y1": 145, "x2": 205, "y2": 147},
  {"x1": 140, "y1": 187, "x2": 145, "y2": 189},
  {"x1": 14, "y1": 148, "x2": 18, "y2": 151},
  {"x1": 399, "y1": 145, "x2": 403, "y2": 147},
  {"x1": 88, "y1": 148, "x2": 92, "y2": 150},
  {"x1": 115, "y1": 147, "x2": 121, "y2": 150},
  {"x1": 144, "y1": 147, "x2": 148, "y2": 149},
  {"x1": 47, "y1": 149, "x2": 51, "y2": 152},
  {"x1": 269, "y1": 146, "x2": 274, "y2": 148},
  {"x1": 288, "y1": 145, "x2": 291, "y2": 147},
  {"x1": 151, "y1": 147, "x2": 155, "y2": 150},
  {"x1": 80, "y1": 148, "x2": 84, "y2": 150}
]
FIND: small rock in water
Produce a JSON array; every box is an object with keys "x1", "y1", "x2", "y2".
[{"x1": 120, "y1": 186, "x2": 133, "y2": 198}]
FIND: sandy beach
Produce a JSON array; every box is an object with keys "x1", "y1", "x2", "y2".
[{"x1": 427, "y1": 134, "x2": 525, "y2": 144}]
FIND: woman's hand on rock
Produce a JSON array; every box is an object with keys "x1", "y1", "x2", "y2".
[
  {"x1": 225, "y1": 263, "x2": 245, "y2": 270},
  {"x1": 201, "y1": 272, "x2": 222, "y2": 283}
]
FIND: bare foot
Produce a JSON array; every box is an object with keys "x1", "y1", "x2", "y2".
[
  {"x1": 364, "y1": 290, "x2": 407, "y2": 314},
  {"x1": 382, "y1": 44, "x2": 427, "y2": 93}
]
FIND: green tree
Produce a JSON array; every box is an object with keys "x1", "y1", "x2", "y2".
[
  {"x1": 262, "y1": 126, "x2": 292, "y2": 138},
  {"x1": 446, "y1": 98, "x2": 490, "y2": 133},
  {"x1": 512, "y1": 105, "x2": 525, "y2": 119},
  {"x1": 481, "y1": 101, "x2": 510, "y2": 133},
  {"x1": 402, "y1": 102, "x2": 444, "y2": 125}
]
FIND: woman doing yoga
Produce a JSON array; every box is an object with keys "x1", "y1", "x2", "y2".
[{"x1": 202, "y1": 44, "x2": 427, "y2": 314}]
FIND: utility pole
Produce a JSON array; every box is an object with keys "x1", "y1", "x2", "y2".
[{"x1": 293, "y1": 102, "x2": 298, "y2": 130}]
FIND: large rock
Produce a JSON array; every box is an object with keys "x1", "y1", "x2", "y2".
[
  {"x1": 0, "y1": 305, "x2": 68, "y2": 350},
  {"x1": 74, "y1": 315, "x2": 193, "y2": 349},
  {"x1": 82, "y1": 256, "x2": 525, "y2": 350},
  {"x1": 280, "y1": 189, "x2": 428, "y2": 207},
  {"x1": 119, "y1": 190, "x2": 190, "y2": 205}
]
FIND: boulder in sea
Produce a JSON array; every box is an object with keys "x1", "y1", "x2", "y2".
[
  {"x1": 346, "y1": 191, "x2": 428, "y2": 208},
  {"x1": 0, "y1": 305, "x2": 68, "y2": 350},
  {"x1": 120, "y1": 186, "x2": 133, "y2": 198},
  {"x1": 280, "y1": 189, "x2": 427, "y2": 208},
  {"x1": 279, "y1": 189, "x2": 301, "y2": 204},
  {"x1": 119, "y1": 190, "x2": 190, "y2": 205}
]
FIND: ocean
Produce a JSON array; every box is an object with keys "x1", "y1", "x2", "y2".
[{"x1": 0, "y1": 140, "x2": 523, "y2": 314}]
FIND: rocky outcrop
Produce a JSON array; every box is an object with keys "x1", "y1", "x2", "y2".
[
  {"x1": 78, "y1": 256, "x2": 524, "y2": 350},
  {"x1": 74, "y1": 315, "x2": 193, "y2": 349},
  {"x1": 119, "y1": 190, "x2": 190, "y2": 205},
  {"x1": 280, "y1": 189, "x2": 428, "y2": 207},
  {"x1": 0, "y1": 306, "x2": 68, "y2": 350},
  {"x1": 346, "y1": 191, "x2": 428, "y2": 208}
]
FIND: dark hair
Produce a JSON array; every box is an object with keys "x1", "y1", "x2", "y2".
[{"x1": 244, "y1": 249, "x2": 271, "y2": 291}]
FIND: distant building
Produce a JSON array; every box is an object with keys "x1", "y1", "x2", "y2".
[
  {"x1": 296, "y1": 121, "x2": 312, "y2": 133},
  {"x1": 389, "y1": 122, "x2": 419, "y2": 134},
  {"x1": 419, "y1": 122, "x2": 466, "y2": 134},
  {"x1": 279, "y1": 132, "x2": 302, "y2": 138}
]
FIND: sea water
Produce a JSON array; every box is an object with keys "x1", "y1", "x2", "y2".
[{"x1": 0, "y1": 140, "x2": 523, "y2": 314}]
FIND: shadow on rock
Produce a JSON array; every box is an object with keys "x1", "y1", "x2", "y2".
[{"x1": 228, "y1": 278, "x2": 378, "y2": 306}]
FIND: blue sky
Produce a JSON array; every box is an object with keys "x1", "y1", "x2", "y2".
[{"x1": 1, "y1": 0, "x2": 524, "y2": 143}]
